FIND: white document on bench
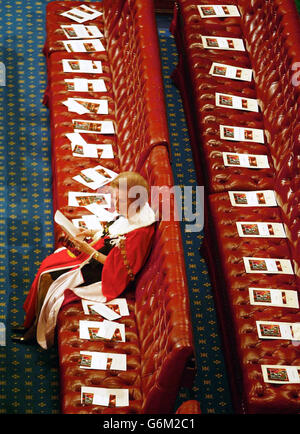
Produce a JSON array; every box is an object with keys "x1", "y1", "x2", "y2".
[
  {"x1": 63, "y1": 98, "x2": 109, "y2": 115},
  {"x1": 68, "y1": 192, "x2": 111, "y2": 208},
  {"x1": 216, "y1": 93, "x2": 259, "y2": 112},
  {"x1": 198, "y1": 5, "x2": 240, "y2": 18},
  {"x1": 236, "y1": 222, "x2": 286, "y2": 238},
  {"x1": 81, "y1": 386, "x2": 129, "y2": 407},
  {"x1": 72, "y1": 119, "x2": 115, "y2": 135},
  {"x1": 61, "y1": 5, "x2": 102, "y2": 24},
  {"x1": 201, "y1": 35, "x2": 245, "y2": 51},
  {"x1": 256, "y1": 321, "x2": 300, "y2": 341},
  {"x1": 220, "y1": 125, "x2": 265, "y2": 144},
  {"x1": 63, "y1": 39, "x2": 105, "y2": 53},
  {"x1": 79, "y1": 351, "x2": 127, "y2": 371},
  {"x1": 62, "y1": 59, "x2": 103, "y2": 74},
  {"x1": 249, "y1": 287, "x2": 299, "y2": 309},
  {"x1": 61, "y1": 24, "x2": 103, "y2": 39},
  {"x1": 243, "y1": 257, "x2": 294, "y2": 274},
  {"x1": 222, "y1": 152, "x2": 269, "y2": 168},
  {"x1": 261, "y1": 365, "x2": 300, "y2": 384},
  {"x1": 209, "y1": 62, "x2": 253, "y2": 81},
  {"x1": 65, "y1": 78, "x2": 107, "y2": 92},
  {"x1": 228, "y1": 190, "x2": 277, "y2": 207},
  {"x1": 82, "y1": 298, "x2": 130, "y2": 317}
]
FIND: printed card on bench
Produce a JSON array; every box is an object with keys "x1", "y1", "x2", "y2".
[
  {"x1": 261, "y1": 365, "x2": 300, "y2": 384},
  {"x1": 236, "y1": 222, "x2": 286, "y2": 238},
  {"x1": 243, "y1": 257, "x2": 294, "y2": 275},
  {"x1": 209, "y1": 62, "x2": 253, "y2": 82},
  {"x1": 72, "y1": 119, "x2": 115, "y2": 135},
  {"x1": 62, "y1": 59, "x2": 103, "y2": 74},
  {"x1": 220, "y1": 125, "x2": 265, "y2": 144},
  {"x1": 198, "y1": 5, "x2": 240, "y2": 18},
  {"x1": 249, "y1": 287, "x2": 299, "y2": 309},
  {"x1": 216, "y1": 93, "x2": 259, "y2": 112},
  {"x1": 73, "y1": 164, "x2": 118, "y2": 190},
  {"x1": 68, "y1": 191, "x2": 111, "y2": 208},
  {"x1": 223, "y1": 152, "x2": 269, "y2": 169},
  {"x1": 256, "y1": 321, "x2": 300, "y2": 341},
  {"x1": 71, "y1": 142, "x2": 114, "y2": 159},
  {"x1": 81, "y1": 301, "x2": 121, "y2": 321},
  {"x1": 65, "y1": 78, "x2": 107, "y2": 93},
  {"x1": 63, "y1": 39, "x2": 105, "y2": 53},
  {"x1": 201, "y1": 35, "x2": 245, "y2": 51},
  {"x1": 61, "y1": 24, "x2": 103, "y2": 39},
  {"x1": 228, "y1": 190, "x2": 277, "y2": 207},
  {"x1": 61, "y1": 5, "x2": 102, "y2": 24},
  {"x1": 81, "y1": 386, "x2": 129, "y2": 407},
  {"x1": 63, "y1": 98, "x2": 109, "y2": 115},
  {"x1": 79, "y1": 351, "x2": 127, "y2": 371},
  {"x1": 79, "y1": 320, "x2": 104, "y2": 340}
]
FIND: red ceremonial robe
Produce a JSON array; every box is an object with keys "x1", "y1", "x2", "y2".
[{"x1": 23, "y1": 223, "x2": 155, "y2": 328}]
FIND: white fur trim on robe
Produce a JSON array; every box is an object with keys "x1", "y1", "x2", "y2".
[{"x1": 36, "y1": 255, "x2": 106, "y2": 350}]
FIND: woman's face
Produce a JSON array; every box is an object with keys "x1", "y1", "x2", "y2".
[{"x1": 111, "y1": 186, "x2": 132, "y2": 217}]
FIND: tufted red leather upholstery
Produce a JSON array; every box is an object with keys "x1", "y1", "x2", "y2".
[
  {"x1": 171, "y1": 0, "x2": 300, "y2": 413},
  {"x1": 43, "y1": 0, "x2": 194, "y2": 414}
]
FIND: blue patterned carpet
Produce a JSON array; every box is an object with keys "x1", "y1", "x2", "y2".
[{"x1": 0, "y1": 1, "x2": 233, "y2": 414}]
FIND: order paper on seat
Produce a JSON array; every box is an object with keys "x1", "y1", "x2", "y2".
[
  {"x1": 236, "y1": 222, "x2": 286, "y2": 238},
  {"x1": 256, "y1": 321, "x2": 300, "y2": 341},
  {"x1": 81, "y1": 386, "x2": 129, "y2": 407},
  {"x1": 249, "y1": 287, "x2": 299, "y2": 309},
  {"x1": 222, "y1": 152, "x2": 269, "y2": 169},
  {"x1": 79, "y1": 351, "x2": 127, "y2": 371},
  {"x1": 71, "y1": 215, "x2": 104, "y2": 232},
  {"x1": 243, "y1": 257, "x2": 294, "y2": 275},
  {"x1": 209, "y1": 62, "x2": 252, "y2": 82},
  {"x1": 62, "y1": 39, "x2": 105, "y2": 53},
  {"x1": 72, "y1": 119, "x2": 115, "y2": 135},
  {"x1": 68, "y1": 191, "x2": 111, "y2": 208},
  {"x1": 228, "y1": 190, "x2": 277, "y2": 207},
  {"x1": 63, "y1": 98, "x2": 109, "y2": 115},
  {"x1": 201, "y1": 35, "x2": 245, "y2": 51},
  {"x1": 216, "y1": 92, "x2": 259, "y2": 112},
  {"x1": 62, "y1": 59, "x2": 103, "y2": 74},
  {"x1": 198, "y1": 5, "x2": 240, "y2": 18},
  {"x1": 61, "y1": 24, "x2": 103, "y2": 39},
  {"x1": 220, "y1": 125, "x2": 265, "y2": 144},
  {"x1": 73, "y1": 164, "x2": 118, "y2": 190},
  {"x1": 261, "y1": 365, "x2": 300, "y2": 384},
  {"x1": 60, "y1": 5, "x2": 102, "y2": 24},
  {"x1": 65, "y1": 78, "x2": 107, "y2": 92},
  {"x1": 82, "y1": 298, "x2": 130, "y2": 317}
]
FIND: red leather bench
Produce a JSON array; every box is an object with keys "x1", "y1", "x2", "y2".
[
  {"x1": 171, "y1": 0, "x2": 300, "y2": 413},
  {"x1": 43, "y1": 0, "x2": 195, "y2": 414}
]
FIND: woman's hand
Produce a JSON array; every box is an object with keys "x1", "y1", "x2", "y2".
[
  {"x1": 68, "y1": 235, "x2": 96, "y2": 256},
  {"x1": 76, "y1": 228, "x2": 98, "y2": 240}
]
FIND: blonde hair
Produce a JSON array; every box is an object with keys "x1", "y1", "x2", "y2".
[{"x1": 110, "y1": 171, "x2": 149, "y2": 208}]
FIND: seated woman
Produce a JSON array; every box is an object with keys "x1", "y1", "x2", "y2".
[{"x1": 12, "y1": 171, "x2": 156, "y2": 348}]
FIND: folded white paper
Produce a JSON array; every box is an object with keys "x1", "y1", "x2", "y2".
[
  {"x1": 243, "y1": 257, "x2": 294, "y2": 275},
  {"x1": 236, "y1": 222, "x2": 286, "y2": 238},
  {"x1": 82, "y1": 298, "x2": 130, "y2": 318},
  {"x1": 63, "y1": 98, "x2": 109, "y2": 115},
  {"x1": 96, "y1": 319, "x2": 126, "y2": 342},
  {"x1": 62, "y1": 59, "x2": 103, "y2": 74},
  {"x1": 220, "y1": 125, "x2": 265, "y2": 144},
  {"x1": 198, "y1": 5, "x2": 240, "y2": 18},
  {"x1": 79, "y1": 351, "x2": 127, "y2": 371},
  {"x1": 71, "y1": 142, "x2": 114, "y2": 159},
  {"x1": 54, "y1": 210, "x2": 81, "y2": 237},
  {"x1": 228, "y1": 190, "x2": 277, "y2": 207},
  {"x1": 223, "y1": 152, "x2": 269, "y2": 169},
  {"x1": 61, "y1": 24, "x2": 103, "y2": 39},
  {"x1": 202, "y1": 35, "x2": 245, "y2": 51},
  {"x1": 81, "y1": 386, "x2": 129, "y2": 407},
  {"x1": 209, "y1": 62, "x2": 252, "y2": 81},
  {"x1": 249, "y1": 287, "x2": 299, "y2": 309},
  {"x1": 261, "y1": 365, "x2": 300, "y2": 384},
  {"x1": 72, "y1": 215, "x2": 104, "y2": 231},
  {"x1": 61, "y1": 5, "x2": 102, "y2": 24}
]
